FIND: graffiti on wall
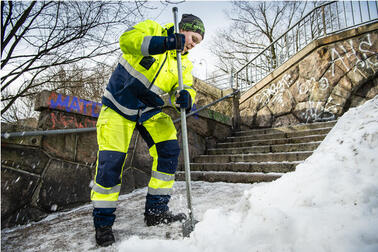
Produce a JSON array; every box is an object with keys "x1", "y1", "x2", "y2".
[
  {"x1": 50, "y1": 112, "x2": 97, "y2": 129},
  {"x1": 330, "y1": 33, "x2": 378, "y2": 79},
  {"x1": 48, "y1": 93, "x2": 102, "y2": 118},
  {"x1": 254, "y1": 73, "x2": 294, "y2": 106},
  {"x1": 250, "y1": 32, "x2": 377, "y2": 123}
]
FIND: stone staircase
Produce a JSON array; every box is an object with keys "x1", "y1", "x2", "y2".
[{"x1": 177, "y1": 120, "x2": 337, "y2": 184}]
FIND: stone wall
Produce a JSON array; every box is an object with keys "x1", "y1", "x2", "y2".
[
  {"x1": 1, "y1": 85, "x2": 233, "y2": 228},
  {"x1": 193, "y1": 78, "x2": 235, "y2": 117},
  {"x1": 240, "y1": 23, "x2": 378, "y2": 128}
]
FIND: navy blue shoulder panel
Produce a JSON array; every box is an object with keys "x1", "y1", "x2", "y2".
[{"x1": 167, "y1": 26, "x2": 174, "y2": 35}]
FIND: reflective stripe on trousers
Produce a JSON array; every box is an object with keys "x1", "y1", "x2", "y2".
[{"x1": 91, "y1": 106, "x2": 179, "y2": 209}]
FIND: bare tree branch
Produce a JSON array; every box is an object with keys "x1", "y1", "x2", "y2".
[
  {"x1": 210, "y1": 1, "x2": 313, "y2": 75},
  {"x1": 1, "y1": 1, "x2": 152, "y2": 118}
]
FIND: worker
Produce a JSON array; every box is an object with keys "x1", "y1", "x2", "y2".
[{"x1": 90, "y1": 14, "x2": 205, "y2": 247}]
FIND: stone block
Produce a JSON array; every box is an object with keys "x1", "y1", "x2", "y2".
[
  {"x1": 286, "y1": 65, "x2": 300, "y2": 88},
  {"x1": 120, "y1": 167, "x2": 137, "y2": 194},
  {"x1": 35, "y1": 90, "x2": 102, "y2": 118},
  {"x1": 267, "y1": 89, "x2": 295, "y2": 117},
  {"x1": 347, "y1": 66, "x2": 368, "y2": 89},
  {"x1": 200, "y1": 109, "x2": 232, "y2": 126},
  {"x1": 293, "y1": 101, "x2": 335, "y2": 123},
  {"x1": 272, "y1": 113, "x2": 300, "y2": 127},
  {"x1": 322, "y1": 61, "x2": 346, "y2": 88},
  {"x1": 132, "y1": 167, "x2": 150, "y2": 189},
  {"x1": 1, "y1": 167, "x2": 40, "y2": 218},
  {"x1": 349, "y1": 95, "x2": 367, "y2": 108},
  {"x1": 240, "y1": 107, "x2": 256, "y2": 127},
  {"x1": 193, "y1": 78, "x2": 222, "y2": 100},
  {"x1": 365, "y1": 78, "x2": 378, "y2": 99},
  {"x1": 177, "y1": 126, "x2": 209, "y2": 164},
  {"x1": 255, "y1": 106, "x2": 272, "y2": 128},
  {"x1": 1, "y1": 145, "x2": 49, "y2": 175},
  {"x1": 75, "y1": 132, "x2": 98, "y2": 164},
  {"x1": 1, "y1": 118, "x2": 38, "y2": 132},
  {"x1": 332, "y1": 85, "x2": 351, "y2": 99},
  {"x1": 131, "y1": 138, "x2": 153, "y2": 175},
  {"x1": 37, "y1": 110, "x2": 97, "y2": 130},
  {"x1": 42, "y1": 134, "x2": 76, "y2": 162},
  {"x1": 328, "y1": 92, "x2": 348, "y2": 108},
  {"x1": 1, "y1": 135, "x2": 42, "y2": 147},
  {"x1": 338, "y1": 75, "x2": 353, "y2": 92},
  {"x1": 299, "y1": 46, "x2": 331, "y2": 80},
  {"x1": 38, "y1": 159, "x2": 92, "y2": 212},
  {"x1": 290, "y1": 76, "x2": 313, "y2": 103},
  {"x1": 1, "y1": 206, "x2": 47, "y2": 229}
]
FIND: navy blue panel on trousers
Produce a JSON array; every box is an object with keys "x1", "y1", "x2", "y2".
[
  {"x1": 136, "y1": 124, "x2": 155, "y2": 148},
  {"x1": 156, "y1": 140, "x2": 180, "y2": 174},
  {"x1": 145, "y1": 193, "x2": 170, "y2": 214},
  {"x1": 93, "y1": 208, "x2": 116, "y2": 228},
  {"x1": 96, "y1": 150, "x2": 126, "y2": 187}
]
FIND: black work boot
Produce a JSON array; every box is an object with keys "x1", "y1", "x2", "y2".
[
  {"x1": 95, "y1": 226, "x2": 115, "y2": 247},
  {"x1": 144, "y1": 211, "x2": 187, "y2": 226}
]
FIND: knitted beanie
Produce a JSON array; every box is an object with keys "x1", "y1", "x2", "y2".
[{"x1": 179, "y1": 14, "x2": 205, "y2": 39}]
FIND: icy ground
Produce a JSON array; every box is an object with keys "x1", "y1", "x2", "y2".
[
  {"x1": 1, "y1": 182, "x2": 252, "y2": 251},
  {"x1": 2, "y1": 96, "x2": 378, "y2": 252}
]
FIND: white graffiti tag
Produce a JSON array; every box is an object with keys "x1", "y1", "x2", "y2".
[
  {"x1": 254, "y1": 74, "x2": 293, "y2": 106},
  {"x1": 330, "y1": 34, "x2": 378, "y2": 77}
]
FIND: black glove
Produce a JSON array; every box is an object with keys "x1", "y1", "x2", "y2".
[
  {"x1": 175, "y1": 90, "x2": 192, "y2": 112},
  {"x1": 165, "y1": 33, "x2": 185, "y2": 51}
]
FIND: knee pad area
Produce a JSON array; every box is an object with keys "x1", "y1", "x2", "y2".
[
  {"x1": 96, "y1": 150, "x2": 126, "y2": 187},
  {"x1": 155, "y1": 140, "x2": 180, "y2": 174}
]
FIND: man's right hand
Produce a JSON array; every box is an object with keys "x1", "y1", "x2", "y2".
[{"x1": 165, "y1": 33, "x2": 185, "y2": 52}]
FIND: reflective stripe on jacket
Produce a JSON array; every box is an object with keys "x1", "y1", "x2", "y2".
[{"x1": 102, "y1": 20, "x2": 196, "y2": 122}]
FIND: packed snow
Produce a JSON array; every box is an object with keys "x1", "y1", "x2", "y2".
[{"x1": 2, "y1": 96, "x2": 378, "y2": 252}]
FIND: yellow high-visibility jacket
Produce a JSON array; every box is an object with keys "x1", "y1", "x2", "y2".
[{"x1": 102, "y1": 19, "x2": 196, "y2": 122}]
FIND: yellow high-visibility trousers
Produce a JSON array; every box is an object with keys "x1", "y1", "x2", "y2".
[{"x1": 91, "y1": 106, "x2": 180, "y2": 227}]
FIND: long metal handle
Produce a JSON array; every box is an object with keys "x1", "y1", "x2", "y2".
[{"x1": 172, "y1": 7, "x2": 195, "y2": 229}]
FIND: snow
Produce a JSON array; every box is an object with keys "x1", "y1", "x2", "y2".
[{"x1": 2, "y1": 96, "x2": 378, "y2": 251}]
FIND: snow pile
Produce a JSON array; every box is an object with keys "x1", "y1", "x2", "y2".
[{"x1": 119, "y1": 96, "x2": 378, "y2": 252}]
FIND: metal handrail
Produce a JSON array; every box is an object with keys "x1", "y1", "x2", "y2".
[
  {"x1": 1, "y1": 90, "x2": 239, "y2": 139},
  {"x1": 234, "y1": 1, "x2": 378, "y2": 92}
]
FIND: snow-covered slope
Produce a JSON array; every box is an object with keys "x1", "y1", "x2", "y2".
[{"x1": 119, "y1": 96, "x2": 378, "y2": 252}]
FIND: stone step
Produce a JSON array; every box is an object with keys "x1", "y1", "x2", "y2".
[
  {"x1": 208, "y1": 142, "x2": 321, "y2": 155},
  {"x1": 180, "y1": 161, "x2": 299, "y2": 173},
  {"x1": 217, "y1": 134, "x2": 326, "y2": 148},
  {"x1": 233, "y1": 120, "x2": 337, "y2": 136},
  {"x1": 194, "y1": 151, "x2": 312, "y2": 163},
  {"x1": 175, "y1": 171, "x2": 282, "y2": 184},
  {"x1": 226, "y1": 127, "x2": 332, "y2": 142}
]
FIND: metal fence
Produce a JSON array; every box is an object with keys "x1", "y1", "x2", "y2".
[
  {"x1": 234, "y1": 1, "x2": 378, "y2": 92},
  {"x1": 201, "y1": 72, "x2": 232, "y2": 90}
]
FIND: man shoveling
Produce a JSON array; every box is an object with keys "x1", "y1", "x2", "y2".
[{"x1": 90, "y1": 14, "x2": 205, "y2": 247}]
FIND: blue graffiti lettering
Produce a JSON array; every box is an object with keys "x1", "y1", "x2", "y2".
[
  {"x1": 80, "y1": 99, "x2": 91, "y2": 114},
  {"x1": 69, "y1": 96, "x2": 81, "y2": 113},
  {"x1": 92, "y1": 102, "x2": 101, "y2": 117},
  {"x1": 50, "y1": 94, "x2": 70, "y2": 109}
]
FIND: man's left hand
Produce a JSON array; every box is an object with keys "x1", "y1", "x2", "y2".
[{"x1": 175, "y1": 90, "x2": 192, "y2": 112}]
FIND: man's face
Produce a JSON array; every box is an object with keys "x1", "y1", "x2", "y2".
[{"x1": 180, "y1": 30, "x2": 203, "y2": 54}]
